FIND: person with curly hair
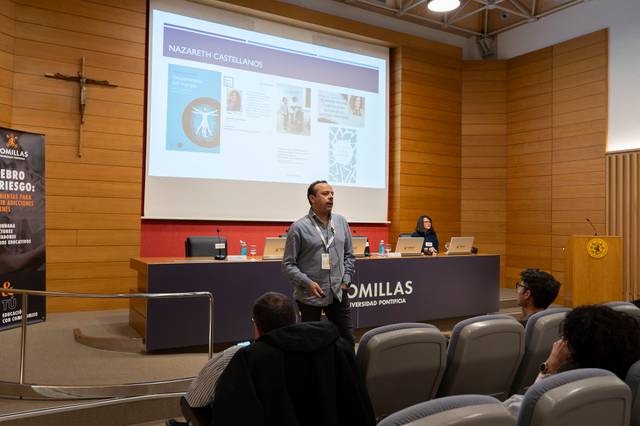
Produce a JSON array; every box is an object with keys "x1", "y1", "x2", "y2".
[
  {"x1": 540, "y1": 304, "x2": 640, "y2": 379},
  {"x1": 504, "y1": 304, "x2": 640, "y2": 416}
]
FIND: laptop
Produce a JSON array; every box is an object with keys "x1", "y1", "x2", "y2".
[
  {"x1": 262, "y1": 237, "x2": 286, "y2": 260},
  {"x1": 446, "y1": 236, "x2": 474, "y2": 255},
  {"x1": 394, "y1": 236, "x2": 424, "y2": 256},
  {"x1": 352, "y1": 236, "x2": 368, "y2": 258}
]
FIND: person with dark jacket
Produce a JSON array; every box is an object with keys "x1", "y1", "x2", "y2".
[
  {"x1": 212, "y1": 320, "x2": 375, "y2": 426},
  {"x1": 411, "y1": 215, "x2": 439, "y2": 255},
  {"x1": 170, "y1": 292, "x2": 374, "y2": 426}
]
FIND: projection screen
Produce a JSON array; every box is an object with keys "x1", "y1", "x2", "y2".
[{"x1": 145, "y1": 0, "x2": 389, "y2": 222}]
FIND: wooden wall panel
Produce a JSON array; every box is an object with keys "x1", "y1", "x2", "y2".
[
  {"x1": 461, "y1": 60, "x2": 507, "y2": 285},
  {"x1": 10, "y1": 0, "x2": 145, "y2": 312},
  {"x1": 551, "y1": 30, "x2": 608, "y2": 299},
  {"x1": 390, "y1": 46, "x2": 461, "y2": 247},
  {"x1": 496, "y1": 30, "x2": 607, "y2": 301},
  {"x1": 0, "y1": 0, "x2": 14, "y2": 126},
  {"x1": 506, "y1": 48, "x2": 553, "y2": 289},
  {"x1": 607, "y1": 151, "x2": 640, "y2": 301}
]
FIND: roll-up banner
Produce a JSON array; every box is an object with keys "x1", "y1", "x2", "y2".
[{"x1": 0, "y1": 127, "x2": 45, "y2": 330}]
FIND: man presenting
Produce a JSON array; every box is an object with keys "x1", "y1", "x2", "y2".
[{"x1": 282, "y1": 180, "x2": 356, "y2": 346}]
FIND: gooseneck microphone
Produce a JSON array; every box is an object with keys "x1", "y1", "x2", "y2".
[{"x1": 585, "y1": 218, "x2": 598, "y2": 236}]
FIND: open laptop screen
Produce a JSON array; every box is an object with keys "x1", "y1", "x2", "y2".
[
  {"x1": 352, "y1": 236, "x2": 368, "y2": 257},
  {"x1": 263, "y1": 237, "x2": 286, "y2": 260},
  {"x1": 395, "y1": 237, "x2": 423, "y2": 256},
  {"x1": 446, "y1": 236, "x2": 474, "y2": 255}
]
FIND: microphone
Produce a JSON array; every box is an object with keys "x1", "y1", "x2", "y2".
[
  {"x1": 585, "y1": 218, "x2": 598, "y2": 236},
  {"x1": 216, "y1": 228, "x2": 221, "y2": 238}
]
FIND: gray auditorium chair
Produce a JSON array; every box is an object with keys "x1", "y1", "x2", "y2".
[
  {"x1": 377, "y1": 395, "x2": 516, "y2": 426},
  {"x1": 606, "y1": 301, "x2": 640, "y2": 322},
  {"x1": 518, "y1": 368, "x2": 631, "y2": 426},
  {"x1": 624, "y1": 359, "x2": 640, "y2": 426},
  {"x1": 437, "y1": 314, "x2": 524, "y2": 400},
  {"x1": 356, "y1": 323, "x2": 447, "y2": 419},
  {"x1": 184, "y1": 236, "x2": 226, "y2": 257},
  {"x1": 510, "y1": 308, "x2": 570, "y2": 395}
]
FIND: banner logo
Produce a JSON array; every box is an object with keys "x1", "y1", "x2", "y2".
[
  {"x1": 1, "y1": 133, "x2": 28, "y2": 160},
  {"x1": 1, "y1": 281, "x2": 17, "y2": 315},
  {"x1": 1, "y1": 281, "x2": 12, "y2": 297},
  {"x1": 5, "y1": 134, "x2": 18, "y2": 149}
]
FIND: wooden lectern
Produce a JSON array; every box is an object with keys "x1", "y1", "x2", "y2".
[{"x1": 564, "y1": 235, "x2": 622, "y2": 307}]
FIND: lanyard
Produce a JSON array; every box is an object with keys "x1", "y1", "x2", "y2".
[{"x1": 312, "y1": 216, "x2": 334, "y2": 252}]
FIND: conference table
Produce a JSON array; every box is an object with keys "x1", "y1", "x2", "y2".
[{"x1": 129, "y1": 254, "x2": 500, "y2": 351}]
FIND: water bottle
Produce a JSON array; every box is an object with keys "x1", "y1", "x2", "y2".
[
  {"x1": 379, "y1": 240, "x2": 384, "y2": 255},
  {"x1": 240, "y1": 240, "x2": 247, "y2": 257},
  {"x1": 364, "y1": 239, "x2": 370, "y2": 257}
]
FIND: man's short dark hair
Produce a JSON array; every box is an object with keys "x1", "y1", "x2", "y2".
[
  {"x1": 252, "y1": 292, "x2": 297, "y2": 333},
  {"x1": 520, "y1": 268, "x2": 560, "y2": 309},
  {"x1": 307, "y1": 180, "x2": 328, "y2": 205}
]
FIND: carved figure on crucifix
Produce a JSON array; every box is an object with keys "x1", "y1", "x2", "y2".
[{"x1": 44, "y1": 56, "x2": 117, "y2": 157}]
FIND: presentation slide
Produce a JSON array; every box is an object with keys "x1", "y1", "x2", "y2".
[{"x1": 145, "y1": 1, "x2": 389, "y2": 222}]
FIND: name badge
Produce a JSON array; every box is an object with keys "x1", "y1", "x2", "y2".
[{"x1": 321, "y1": 253, "x2": 331, "y2": 270}]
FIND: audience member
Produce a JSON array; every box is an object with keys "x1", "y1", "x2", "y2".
[
  {"x1": 516, "y1": 268, "x2": 560, "y2": 326},
  {"x1": 540, "y1": 304, "x2": 640, "y2": 379},
  {"x1": 183, "y1": 292, "x2": 296, "y2": 411},
  {"x1": 504, "y1": 304, "x2": 640, "y2": 416},
  {"x1": 169, "y1": 291, "x2": 374, "y2": 426}
]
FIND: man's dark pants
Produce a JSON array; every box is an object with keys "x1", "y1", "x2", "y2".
[{"x1": 297, "y1": 291, "x2": 355, "y2": 348}]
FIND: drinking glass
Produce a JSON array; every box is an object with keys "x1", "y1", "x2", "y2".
[
  {"x1": 384, "y1": 243, "x2": 392, "y2": 256},
  {"x1": 249, "y1": 244, "x2": 257, "y2": 260}
]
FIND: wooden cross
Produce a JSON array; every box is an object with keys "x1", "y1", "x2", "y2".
[{"x1": 45, "y1": 56, "x2": 117, "y2": 157}]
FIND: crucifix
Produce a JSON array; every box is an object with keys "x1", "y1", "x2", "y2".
[{"x1": 45, "y1": 56, "x2": 117, "y2": 157}]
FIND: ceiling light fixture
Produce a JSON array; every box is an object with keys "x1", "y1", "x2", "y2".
[{"x1": 427, "y1": 0, "x2": 461, "y2": 13}]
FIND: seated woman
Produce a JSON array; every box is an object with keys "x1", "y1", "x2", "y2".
[{"x1": 411, "y1": 215, "x2": 439, "y2": 255}]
